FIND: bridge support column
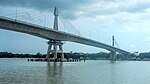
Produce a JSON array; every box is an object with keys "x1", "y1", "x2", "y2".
[
  {"x1": 46, "y1": 40, "x2": 64, "y2": 60},
  {"x1": 126, "y1": 53, "x2": 131, "y2": 61},
  {"x1": 110, "y1": 51, "x2": 116, "y2": 61}
]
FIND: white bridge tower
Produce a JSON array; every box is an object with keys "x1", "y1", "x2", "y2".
[{"x1": 46, "y1": 7, "x2": 64, "y2": 60}]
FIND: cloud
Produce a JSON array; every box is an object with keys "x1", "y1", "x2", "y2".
[
  {"x1": 130, "y1": 44, "x2": 136, "y2": 48},
  {"x1": 0, "y1": 0, "x2": 150, "y2": 20},
  {"x1": 69, "y1": 0, "x2": 150, "y2": 18},
  {"x1": 143, "y1": 37, "x2": 150, "y2": 42},
  {"x1": 0, "y1": 0, "x2": 96, "y2": 19},
  {"x1": 118, "y1": 27, "x2": 137, "y2": 33},
  {"x1": 118, "y1": 0, "x2": 150, "y2": 13}
]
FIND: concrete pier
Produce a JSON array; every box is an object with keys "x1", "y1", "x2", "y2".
[
  {"x1": 46, "y1": 40, "x2": 64, "y2": 60},
  {"x1": 110, "y1": 51, "x2": 116, "y2": 61}
]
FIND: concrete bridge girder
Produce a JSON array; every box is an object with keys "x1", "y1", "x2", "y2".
[{"x1": 0, "y1": 16, "x2": 130, "y2": 59}]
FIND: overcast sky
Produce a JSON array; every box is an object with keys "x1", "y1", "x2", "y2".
[{"x1": 0, "y1": 0, "x2": 150, "y2": 54}]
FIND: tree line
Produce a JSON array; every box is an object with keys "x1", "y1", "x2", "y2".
[
  {"x1": 0, "y1": 51, "x2": 110, "y2": 59},
  {"x1": 1, "y1": 51, "x2": 150, "y2": 60}
]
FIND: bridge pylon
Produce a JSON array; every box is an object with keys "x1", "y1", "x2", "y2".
[
  {"x1": 46, "y1": 7, "x2": 64, "y2": 60},
  {"x1": 110, "y1": 35, "x2": 116, "y2": 61}
]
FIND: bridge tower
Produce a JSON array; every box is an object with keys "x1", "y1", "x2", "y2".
[
  {"x1": 46, "y1": 7, "x2": 64, "y2": 60},
  {"x1": 110, "y1": 35, "x2": 117, "y2": 61},
  {"x1": 112, "y1": 35, "x2": 115, "y2": 47}
]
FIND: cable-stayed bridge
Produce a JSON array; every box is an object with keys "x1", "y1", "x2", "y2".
[{"x1": 0, "y1": 7, "x2": 130, "y2": 61}]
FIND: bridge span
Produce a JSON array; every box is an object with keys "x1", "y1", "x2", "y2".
[{"x1": 0, "y1": 17, "x2": 129, "y2": 52}]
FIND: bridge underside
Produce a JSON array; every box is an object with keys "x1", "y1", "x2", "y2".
[{"x1": 0, "y1": 16, "x2": 130, "y2": 60}]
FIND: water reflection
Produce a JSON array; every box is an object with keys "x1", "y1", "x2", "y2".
[
  {"x1": 110, "y1": 61, "x2": 116, "y2": 64},
  {"x1": 109, "y1": 62, "x2": 118, "y2": 84},
  {"x1": 47, "y1": 62, "x2": 63, "y2": 84}
]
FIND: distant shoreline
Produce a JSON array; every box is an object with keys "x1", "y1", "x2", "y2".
[{"x1": 1, "y1": 51, "x2": 150, "y2": 61}]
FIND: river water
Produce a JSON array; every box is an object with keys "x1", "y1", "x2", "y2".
[{"x1": 0, "y1": 58, "x2": 150, "y2": 84}]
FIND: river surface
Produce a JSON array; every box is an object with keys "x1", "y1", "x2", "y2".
[{"x1": 0, "y1": 58, "x2": 150, "y2": 84}]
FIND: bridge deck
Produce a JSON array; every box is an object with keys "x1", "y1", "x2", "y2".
[{"x1": 0, "y1": 16, "x2": 130, "y2": 54}]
